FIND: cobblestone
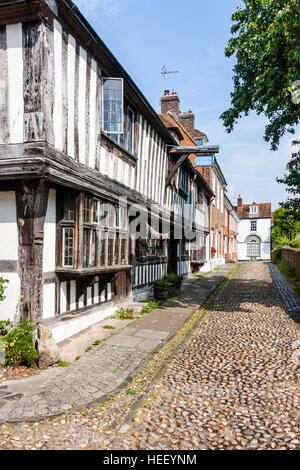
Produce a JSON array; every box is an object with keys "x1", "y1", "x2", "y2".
[{"x1": 112, "y1": 262, "x2": 300, "y2": 450}]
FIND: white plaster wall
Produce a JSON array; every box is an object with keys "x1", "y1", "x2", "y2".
[
  {"x1": 0, "y1": 274, "x2": 20, "y2": 322},
  {"x1": 0, "y1": 192, "x2": 18, "y2": 260},
  {"x1": 238, "y1": 217, "x2": 271, "y2": 260},
  {"x1": 238, "y1": 218, "x2": 271, "y2": 243},
  {"x1": 43, "y1": 189, "x2": 56, "y2": 273},
  {"x1": 43, "y1": 284, "x2": 55, "y2": 319},
  {"x1": 0, "y1": 192, "x2": 20, "y2": 321}
]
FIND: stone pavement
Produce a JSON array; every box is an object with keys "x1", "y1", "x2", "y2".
[
  {"x1": 112, "y1": 262, "x2": 300, "y2": 450},
  {"x1": 0, "y1": 263, "x2": 235, "y2": 424},
  {"x1": 268, "y1": 263, "x2": 300, "y2": 324}
]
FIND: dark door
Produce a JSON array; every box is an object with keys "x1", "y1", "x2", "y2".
[{"x1": 168, "y1": 240, "x2": 178, "y2": 274}]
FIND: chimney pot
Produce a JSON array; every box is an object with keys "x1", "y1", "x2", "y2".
[
  {"x1": 172, "y1": 89, "x2": 177, "y2": 95},
  {"x1": 161, "y1": 89, "x2": 180, "y2": 116}
]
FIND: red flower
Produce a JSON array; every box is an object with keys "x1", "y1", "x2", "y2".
[{"x1": 211, "y1": 247, "x2": 216, "y2": 253}]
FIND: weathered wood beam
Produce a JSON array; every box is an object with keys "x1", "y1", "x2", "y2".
[
  {"x1": 168, "y1": 145, "x2": 219, "y2": 154},
  {"x1": 15, "y1": 179, "x2": 49, "y2": 323},
  {"x1": 165, "y1": 153, "x2": 188, "y2": 188}
]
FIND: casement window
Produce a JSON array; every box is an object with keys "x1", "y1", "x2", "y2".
[
  {"x1": 121, "y1": 238, "x2": 127, "y2": 264},
  {"x1": 64, "y1": 198, "x2": 75, "y2": 221},
  {"x1": 93, "y1": 199, "x2": 100, "y2": 224},
  {"x1": 110, "y1": 106, "x2": 135, "y2": 154},
  {"x1": 107, "y1": 233, "x2": 114, "y2": 266},
  {"x1": 59, "y1": 193, "x2": 128, "y2": 270},
  {"x1": 114, "y1": 232, "x2": 120, "y2": 265},
  {"x1": 62, "y1": 227, "x2": 75, "y2": 267},
  {"x1": 250, "y1": 220, "x2": 257, "y2": 232},
  {"x1": 250, "y1": 206, "x2": 258, "y2": 214},
  {"x1": 147, "y1": 239, "x2": 156, "y2": 257},
  {"x1": 181, "y1": 239, "x2": 189, "y2": 257},
  {"x1": 83, "y1": 196, "x2": 91, "y2": 223},
  {"x1": 83, "y1": 228, "x2": 91, "y2": 268},
  {"x1": 212, "y1": 175, "x2": 216, "y2": 206},
  {"x1": 102, "y1": 78, "x2": 124, "y2": 133},
  {"x1": 178, "y1": 167, "x2": 189, "y2": 195},
  {"x1": 100, "y1": 230, "x2": 106, "y2": 265}
]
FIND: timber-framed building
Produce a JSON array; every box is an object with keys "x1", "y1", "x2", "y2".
[{"x1": 0, "y1": 0, "x2": 214, "y2": 342}]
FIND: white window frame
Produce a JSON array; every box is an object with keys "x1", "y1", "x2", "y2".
[
  {"x1": 250, "y1": 206, "x2": 258, "y2": 214},
  {"x1": 102, "y1": 77, "x2": 124, "y2": 134},
  {"x1": 62, "y1": 227, "x2": 75, "y2": 268},
  {"x1": 250, "y1": 220, "x2": 257, "y2": 232}
]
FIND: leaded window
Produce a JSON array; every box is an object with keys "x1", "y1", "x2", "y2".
[
  {"x1": 63, "y1": 227, "x2": 74, "y2": 267},
  {"x1": 102, "y1": 78, "x2": 124, "y2": 134}
]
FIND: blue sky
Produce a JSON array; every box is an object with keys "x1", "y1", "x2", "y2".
[{"x1": 74, "y1": 0, "x2": 298, "y2": 210}]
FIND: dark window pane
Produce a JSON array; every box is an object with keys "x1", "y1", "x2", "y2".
[
  {"x1": 84, "y1": 196, "x2": 91, "y2": 223},
  {"x1": 83, "y1": 228, "x2": 90, "y2": 267},
  {"x1": 100, "y1": 231, "x2": 106, "y2": 265},
  {"x1": 64, "y1": 198, "x2": 75, "y2": 221}
]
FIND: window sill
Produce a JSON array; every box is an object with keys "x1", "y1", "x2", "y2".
[
  {"x1": 101, "y1": 132, "x2": 137, "y2": 163},
  {"x1": 56, "y1": 265, "x2": 132, "y2": 277}
]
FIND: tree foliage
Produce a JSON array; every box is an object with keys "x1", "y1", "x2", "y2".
[
  {"x1": 277, "y1": 140, "x2": 300, "y2": 211},
  {"x1": 221, "y1": 0, "x2": 300, "y2": 150},
  {"x1": 271, "y1": 207, "x2": 300, "y2": 245}
]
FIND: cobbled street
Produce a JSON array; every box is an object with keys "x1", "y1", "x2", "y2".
[{"x1": 1, "y1": 262, "x2": 299, "y2": 450}]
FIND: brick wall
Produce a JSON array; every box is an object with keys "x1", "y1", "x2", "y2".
[{"x1": 281, "y1": 247, "x2": 300, "y2": 277}]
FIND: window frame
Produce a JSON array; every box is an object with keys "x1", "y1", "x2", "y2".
[
  {"x1": 102, "y1": 77, "x2": 124, "y2": 134},
  {"x1": 62, "y1": 227, "x2": 75, "y2": 268}
]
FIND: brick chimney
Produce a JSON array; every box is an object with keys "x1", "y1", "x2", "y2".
[
  {"x1": 161, "y1": 89, "x2": 180, "y2": 116},
  {"x1": 179, "y1": 109, "x2": 195, "y2": 132},
  {"x1": 237, "y1": 195, "x2": 242, "y2": 207}
]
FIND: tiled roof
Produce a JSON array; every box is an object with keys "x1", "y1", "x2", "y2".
[
  {"x1": 158, "y1": 114, "x2": 184, "y2": 140},
  {"x1": 189, "y1": 128, "x2": 208, "y2": 139},
  {"x1": 236, "y1": 203, "x2": 272, "y2": 219}
]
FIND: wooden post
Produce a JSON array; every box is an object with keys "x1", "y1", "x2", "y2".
[{"x1": 15, "y1": 179, "x2": 49, "y2": 323}]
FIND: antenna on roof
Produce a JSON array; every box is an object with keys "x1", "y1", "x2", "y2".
[
  {"x1": 159, "y1": 65, "x2": 179, "y2": 111},
  {"x1": 161, "y1": 65, "x2": 180, "y2": 78}
]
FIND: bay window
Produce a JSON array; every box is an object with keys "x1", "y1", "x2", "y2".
[{"x1": 59, "y1": 192, "x2": 128, "y2": 270}]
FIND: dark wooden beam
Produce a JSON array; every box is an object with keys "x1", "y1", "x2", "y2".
[
  {"x1": 165, "y1": 153, "x2": 188, "y2": 188},
  {"x1": 15, "y1": 179, "x2": 49, "y2": 323}
]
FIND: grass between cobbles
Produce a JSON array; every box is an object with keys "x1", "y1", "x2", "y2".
[{"x1": 275, "y1": 260, "x2": 300, "y2": 298}]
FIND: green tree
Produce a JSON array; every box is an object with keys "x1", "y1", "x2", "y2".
[
  {"x1": 271, "y1": 207, "x2": 300, "y2": 245},
  {"x1": 221, "y1": 0, "x2": 300, "y2": 151},
  {"x1": 277, "y1": 140, "x2": 300, "y2": 211}
]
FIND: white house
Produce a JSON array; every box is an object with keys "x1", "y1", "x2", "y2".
[{"x1": 236, "y1": 196, "x2": 272, "y2": 261}]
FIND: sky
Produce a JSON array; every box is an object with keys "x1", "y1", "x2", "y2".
[{"x1": 74, "y1": 0, "x2": 299, "y2": 210}]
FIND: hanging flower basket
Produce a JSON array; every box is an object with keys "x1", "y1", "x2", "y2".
[{"x1": 211, "y1": 247, "x2": 216, "y2": 256}]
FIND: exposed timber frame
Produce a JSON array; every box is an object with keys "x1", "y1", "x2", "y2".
[{"x1": 15, "y1": 179, "x2": 49, "y2": 322}]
